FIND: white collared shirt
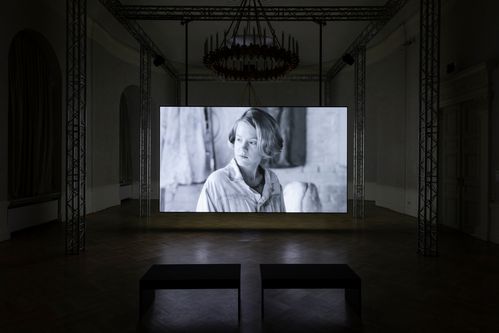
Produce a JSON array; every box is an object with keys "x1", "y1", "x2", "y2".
[{"x1": 196, "y1": 159, "x2": 286, "y2": 212}]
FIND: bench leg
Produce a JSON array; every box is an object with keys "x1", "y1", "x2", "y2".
[
  {"x1": 345, "y1": 287, "x2": 361, "y2": 317},
  {"x1": 139, "y1": 289, "x2": 155, "y2": 319}
]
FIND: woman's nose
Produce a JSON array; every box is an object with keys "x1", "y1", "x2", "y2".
[{"x1": 241, "y1": 141, "x2": 249, "y2": 150}]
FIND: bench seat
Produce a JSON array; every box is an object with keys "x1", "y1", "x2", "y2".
[
  {"x1": 260, "y1": 264, "x2": 361, "y2": 318},
  {"x1": 139, "y1": 264, "x2": 241, "y2": 322}
]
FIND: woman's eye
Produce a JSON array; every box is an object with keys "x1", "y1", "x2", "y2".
[
  {"x1": 250, "y1": 141, "x2": 257, "y2": 146},
  {"x1": 236, "y1": 137, "x2": 241, "y2": 142}
]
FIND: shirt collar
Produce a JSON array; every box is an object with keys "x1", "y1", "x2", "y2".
[
  {"x1": 228, "y1": 158, "x2": 269, "y2": 183},
  {"x1": 228, "y1": 159, "x2": 274, "y2": 200},
  {"x1": 228, "y1": 158, "x2": 245, "y2": 181}
]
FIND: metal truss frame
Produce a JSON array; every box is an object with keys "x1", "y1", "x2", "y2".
[
  {"x1": 99, "y1": 0, "x2": 178, "y2": 79},
  {"x1": 418, "y1": 0, "x2": 440, "y2": 256},
  {"x1": 139, "y1": 45, "x2": 152, "y2": 217},
  {"x1": 65, "y1": 0, "x2": 87, "y2": 254},
  {"x1": 353, "y1": 48, "x2": 366, "y2": 219},
  {"x1": 326, "y1": 0, "x2": 407, "y2": 80},
  {"x1": 318, "y1": 20, "x2": 325, "y2": 106},
  {"x1": 118, "y1": 5, "x2": 388, "y2": 22}
]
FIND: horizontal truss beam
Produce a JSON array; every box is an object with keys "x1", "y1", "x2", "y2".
[{"x1": 118, "y1": 5, "x2": 389, "y2": 21}]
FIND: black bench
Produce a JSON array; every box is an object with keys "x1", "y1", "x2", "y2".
[
  {"x1": 139, "y1": 264, "x2": 241, "y2": 322},
  {"x1": 260, "y1": 264, "x2": 361, "y2": 318}
]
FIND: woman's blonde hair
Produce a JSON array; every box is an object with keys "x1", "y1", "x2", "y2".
[{"x1": 228, "y1": 108, "x2": 283, "y2": 159}]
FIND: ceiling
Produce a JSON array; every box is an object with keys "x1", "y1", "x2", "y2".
[{"x1": 95, "y1": 0, "x2": 419, "y2": 77}]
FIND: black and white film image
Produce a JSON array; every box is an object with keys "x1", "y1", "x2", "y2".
[{"x1": 159, "y1": 107, "x2": 347, "y2": 213}]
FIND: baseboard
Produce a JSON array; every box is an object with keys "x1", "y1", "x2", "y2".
[
  {"x1": 490, "y1": 202, "x2": 499, "y2": 244},
  {"x1": 130, "y1": 181, "x2": 160, "y2": 200},
  {"x1": 0, "y1": 201, "x2": 10, "y2": 241},
  {"x1": 120, "y1": 184, "x2": 132, "y2": 201},
  {"x1": 375, "y1": 184, "x2": 417, "y2": 217},
  {"x1": 7, "y1": 199, "x2": 59, "y2": 233},
  {"x1": 87, "y1": 184, "x2": 120, "y2": 214},
  {"x1": 346, "y1": 182, "x2": 417, "y2": 217}
]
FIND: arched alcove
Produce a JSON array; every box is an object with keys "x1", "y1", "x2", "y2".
[
  {"x1": 119, "y1": 85, "x2": 140, "y2": 200},
  {"x1": 7, "y1": 29, "x2": 62, "y2": 231},
  {"x1": 8, "y1": 30, "x2": 62, "y2": 203}
]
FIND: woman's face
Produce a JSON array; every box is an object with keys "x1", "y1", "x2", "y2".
[{"x1": 234, "y1": 121, "x2": 263, "y2": 170}]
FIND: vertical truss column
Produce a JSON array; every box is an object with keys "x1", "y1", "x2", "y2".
[
  {"x1": 184, "y1": 20, "x2": 189, "y2": 106},
  {"x1": 318, "y1": 21, "x2": 325, "y2": 106},
  {"x1": 418, "y1": 0, "x2": 440, "y2": 256},
  {"x1": 353, "y1": 47, "x2": 366, "y2": 219},
  {"x1": 65, "y1": 0, "x2": 87, "y2": 254},
  {"x1": 139, "y1": 45, "x2": 152, "y2": 217}
]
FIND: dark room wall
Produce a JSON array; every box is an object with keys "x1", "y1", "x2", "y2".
[
  {"x1": 0, "y1": 0, "x2": 66, "y2": 240},
  {"x1": 328, "y1": 15, "x2": 419, "y2": 216},
  {"x1": 440, "y1": 0, "x2": 499, "y2": 242},
  {"x1": 328, "y1": 0, "x2": 499, "y2": 242},
  {"x1": 0, "y1": 0, "x2": 177, "y2": 238}
]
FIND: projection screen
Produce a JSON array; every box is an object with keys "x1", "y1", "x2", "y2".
[{"x1": 159, "y1": 106, "x2": 347, "y2": 213}]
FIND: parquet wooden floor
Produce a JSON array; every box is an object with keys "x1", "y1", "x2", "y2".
[{"x1": 1, "y1": 201, "x2": 499, "y2": 332}]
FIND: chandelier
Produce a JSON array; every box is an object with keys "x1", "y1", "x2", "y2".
[{"x1": 203, "y1": 0, "x2": 299, "y2": 81}]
